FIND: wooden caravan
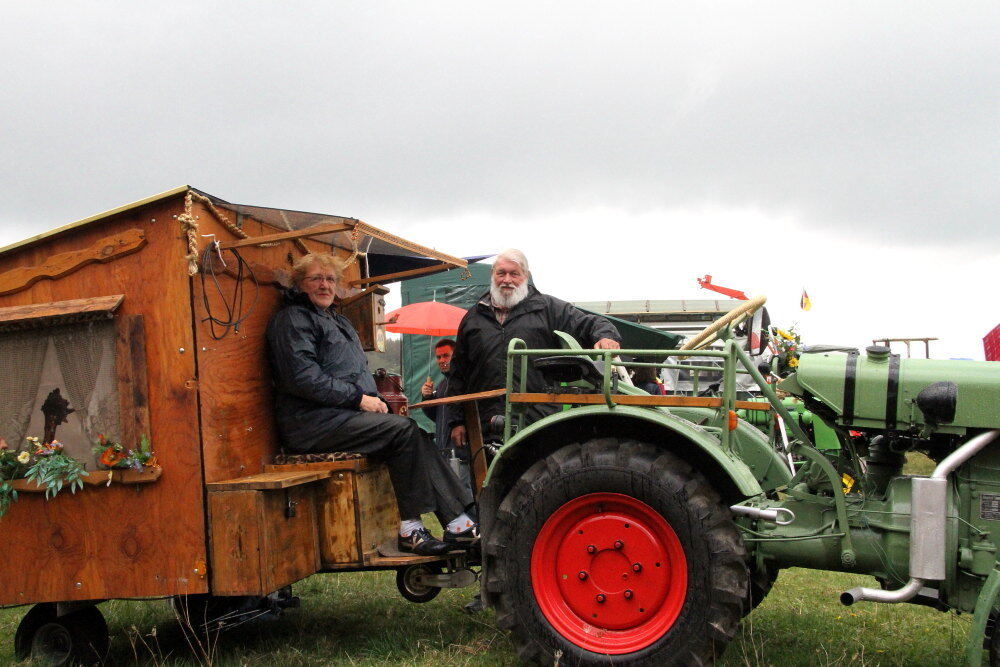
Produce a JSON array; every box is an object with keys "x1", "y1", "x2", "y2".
[{"x1": 0, "y1": 187, "x2": 472, "y2": 661}]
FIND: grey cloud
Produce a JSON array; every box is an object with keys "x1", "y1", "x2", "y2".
[{"x1": 0, "y1": 2, "x2": 996, "y2": 249}]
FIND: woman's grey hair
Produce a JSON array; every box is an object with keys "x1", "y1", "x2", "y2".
[
  {"x1": 496, "y1": 248, "x2": 530, "y2": 275},
  {"x1": 291, "y1": 252, "x2": 343, "y2": 287}
]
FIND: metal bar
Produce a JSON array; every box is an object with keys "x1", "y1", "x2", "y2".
[
  {"x1": 602, "y1": 351, "x2": 614, "y2": 408},
  {"x1": 966, "y1": 568, "x2": 1000, "y2": 666}
]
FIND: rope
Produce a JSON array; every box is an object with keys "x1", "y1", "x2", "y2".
[{"x1": 178, "y1": 191, "x2": 202, "y2": 276}]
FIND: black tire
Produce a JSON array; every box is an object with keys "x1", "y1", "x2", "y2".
[
  {"x1": 746, "y1": 560, "x2": 778, "y2": 614},
  {"x1": 17, "y1": 604, "x2": 109, "y2": 665},
  {"x1": 485, "y1": 438, "x2": 747, "y2": 665},
  {"x1": 14, "y1": 603, "x2": 57, "y2": 660},
  {"x1": 396, "y1": 564, "x2": 443, "y2": 603}
]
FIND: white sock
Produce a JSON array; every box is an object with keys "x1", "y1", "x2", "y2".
[
  {"x1": 446, "y1": 513, "x2": 475, "y2": 533},
  {"x1": 399, "y1": 519, "x2": 424, "y2": 537}
]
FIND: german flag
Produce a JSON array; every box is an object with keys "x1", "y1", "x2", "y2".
[{"x1": 800, "y1": 289, "x2": 812, "y2": 311}]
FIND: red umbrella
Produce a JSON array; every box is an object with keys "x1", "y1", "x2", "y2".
[{"x1": 385, "y1": 301, "x2": 467, "y2": 336}]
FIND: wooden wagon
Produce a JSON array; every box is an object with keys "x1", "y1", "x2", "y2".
[{"x1": 0, "y1": 187, "x2": 479, "y2": 663}]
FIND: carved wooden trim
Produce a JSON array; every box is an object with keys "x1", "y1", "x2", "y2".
[{"x1": 0, "y1": 229, "x2": 146, "y2": 297}]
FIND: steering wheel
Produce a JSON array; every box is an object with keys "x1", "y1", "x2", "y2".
[{"x1": 680, "y1": 295, "x2": 767, "y2": 351}]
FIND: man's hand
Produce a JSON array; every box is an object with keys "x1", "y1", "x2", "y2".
[
  {"x1": 360, "y1": 394, "x2": 388, "y2": 414},
  {"x1": 421, "y1": 378, "x2": 435, "y2": 398},
  {"x1": 450, "y1": 425, "x2": 467, "y2": 448},
  {"x1": 594, "y1": 338, "x2": 621, "y2": 350}
]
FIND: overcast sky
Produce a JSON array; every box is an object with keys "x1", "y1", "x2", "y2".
[{"x1": 1, "y1": 2, "x2": 996, "y2": 359}]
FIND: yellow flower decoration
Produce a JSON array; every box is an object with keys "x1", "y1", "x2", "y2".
[{"x1": 17, "y1": 451, "x2": 31, "y2": 464}]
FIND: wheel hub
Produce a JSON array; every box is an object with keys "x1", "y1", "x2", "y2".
[{"x1": 531, "y1": 492, "x2": 687, "y2": 654}]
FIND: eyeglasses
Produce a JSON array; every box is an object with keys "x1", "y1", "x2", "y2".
[{"x1": 304, "y1": 275, "x2": 338, "y2": 285}]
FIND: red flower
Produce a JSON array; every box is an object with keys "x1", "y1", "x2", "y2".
[{"x1": 100, "y1": 446, "x2": 125, "y2": 468}]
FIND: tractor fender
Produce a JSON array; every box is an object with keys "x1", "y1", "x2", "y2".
[
  {"x1": 484, "y1": 405, "x2": 764, "y2": 504},
  {"x1": 668, "y1": 406, "x2": 793, "y2": 493}
]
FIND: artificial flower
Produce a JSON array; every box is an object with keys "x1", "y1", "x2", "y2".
[
  {"x1": 17, "y1": 451, "x2": 30, "y2": 464},
  {"x1": 99, "y1": 446, "x2": 125, "y2": 468}
]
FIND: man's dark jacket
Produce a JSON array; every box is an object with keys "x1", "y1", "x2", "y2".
[
  {"x1": 446, "y1": 286, "x2": 621, "y2": 425},
  {"x1": 266, "y1": 289, "x2": 380, "y2": 452},
  {"x1": 425, "y1": 376, "x2": 467, "y2": 461}
]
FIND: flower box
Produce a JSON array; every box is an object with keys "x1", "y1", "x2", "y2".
[{"x1": 8, "y1": 465, "x2": 162, "y2": 493}]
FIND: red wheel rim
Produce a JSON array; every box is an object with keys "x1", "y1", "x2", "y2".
[{"x1": 530, "y1": 492, "x2": 687, "y2": 654}]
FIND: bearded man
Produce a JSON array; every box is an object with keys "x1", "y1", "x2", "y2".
[{"x1": 447, "y1": 248, "x2": 621, "y2": 448}]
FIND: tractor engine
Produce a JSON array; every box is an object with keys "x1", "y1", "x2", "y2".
[{"x1": 749, "y1": 345, "x2": 1000, "y2": 613}]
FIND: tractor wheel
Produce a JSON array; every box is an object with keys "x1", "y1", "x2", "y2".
[
  {"x1": 396, "y1": 563, "x2": 443, "y2": 603},
  {"x1": 15, "y1": 604, "x2": 109, "y2": 665},
  {"x1": 746, "y1": 560, "x2": 778, "y2": 614},
  {"x1": 485, "y1": 438, "x2": 747, "y2": 665}
]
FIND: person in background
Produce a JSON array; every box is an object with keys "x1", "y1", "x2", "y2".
[
  {"x1": 421, "y1": 338, "x2": 474, "y2": 490},
  {"x1": 266, "y1": 253, "x2": 477, "y2": 556},
  {"x1": 632, "y1": 365, "x2": 666, "y2": 395}
]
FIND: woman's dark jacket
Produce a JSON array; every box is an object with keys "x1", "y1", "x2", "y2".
[
  {"x1": 266, "y1": 289, "x2": 379, "y2": 452},
  {"x1": 446, "y1": 286, "x2": 621, "y2": 426}
]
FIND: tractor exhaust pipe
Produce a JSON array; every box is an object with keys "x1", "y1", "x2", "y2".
[
  {"x1": 841, "y1": 429, "x2": 1000, "y2": 606},
  {"x1": 841, "y1": 577, "x2": 924, "y2": 606},
  {"x1": 730, "y1": 504, "x2": 795, "y2": 525}
]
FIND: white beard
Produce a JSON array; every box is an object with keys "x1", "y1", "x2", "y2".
[{"x1": 490, "y1": 281, "x2": 529, "y2": 309}]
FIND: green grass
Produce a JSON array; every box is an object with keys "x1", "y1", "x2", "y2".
[
  {"x1": 0, "y1": 454, "x2": 972, "y2": 664},
  {"x1": 0, "y1": 566, "x2": 976, "y2": 665}
]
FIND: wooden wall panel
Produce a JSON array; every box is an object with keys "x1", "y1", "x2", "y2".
[
  {"x1": 0, "y1": 196, "x2": 208, "y2": 605},
  {"x1": 190, "y1": 203, "x2": 364, "y2": 483}
]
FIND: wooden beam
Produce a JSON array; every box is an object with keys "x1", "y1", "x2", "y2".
[
  {"x1": 116, "y1": 314, "x2": 151, "y2": 450},
  {"x1": 0, "y1": 294, "x2": 125, "y2": 331},
  {"x1": 349, "y1": 262, "x2": 463, "y2": 286},
  {"x1": 0, "y1": 229, "x2": 147, "y2": 297},
  {"x1": 464, "y1": 401, "x2": 487, "y2": 498},
  {"x1": 409, "y1": 389, "x2": 507, "y2": 410},
  {"x1": 508, "y1": 393, "x2": 771, "y2": 410},
  {"x1": 206, "y1": 470, "x2": 333, "y2": 491},
  {"x1": 218, "y1": 222, "x2": 355, "y2": 250}
]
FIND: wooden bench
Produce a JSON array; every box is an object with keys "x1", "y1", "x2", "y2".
[
  {"x1": 264, "y1": 456, "x2": 400, "y2": 568},
  {"x1": 207, "y1": 469, "x2": 324, "y2": 596}
]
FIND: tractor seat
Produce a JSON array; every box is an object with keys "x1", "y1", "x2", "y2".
[
  {"x1": 533, "y1": 355, "x2": 605, "y2": 390},
  {"x1": 273, "y1": 451, "x2": 366, "y2": 465}
]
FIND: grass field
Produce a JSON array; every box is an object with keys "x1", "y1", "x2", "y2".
[
  {"x1": 0, "y1": 565, "x2": 976, "y2": 665},
  {"x1": 0, "y1": 455, "x2": 978, "y2": 665}
]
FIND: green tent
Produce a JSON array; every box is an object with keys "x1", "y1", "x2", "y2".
[{"x1": 400, "y1": 263, "x2": 493, "y2": 430}]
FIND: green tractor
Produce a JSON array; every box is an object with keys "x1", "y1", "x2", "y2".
[{"x1": 471, "y1": 301, "x2": 1000, "y2": 665}]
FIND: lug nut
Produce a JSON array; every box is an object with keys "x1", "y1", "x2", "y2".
[
  {"x1": 595, "y1": 594, "x2": 606, "y2": 603},
  {"x1": 614, "y1": 540, "x2": 624, "y2": 550},
  {"x1": 624, "y1": 589, "x2": 634, "y2": 600},
  {"x1": 587, "y1": 545, "x2": 597, "y2": 554},
  {"x1": 632, "y1": 563, "x2": 642, "y2": 572},
  {"x1": 578, "y1": 571, "x2": 588, "y2": 580}
]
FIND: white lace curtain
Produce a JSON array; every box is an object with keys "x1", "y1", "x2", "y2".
[{"x1": 0, "y1": 321, "x2": 120, "y2": 448}]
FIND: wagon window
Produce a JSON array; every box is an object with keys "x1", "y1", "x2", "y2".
[{"x1": 0, "y1": 295, "x2": 126, "y2": 467}]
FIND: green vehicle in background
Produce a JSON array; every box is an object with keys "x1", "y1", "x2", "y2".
[{"x1": 466, "y1": 300, "x2": 1000, "y2": 665}]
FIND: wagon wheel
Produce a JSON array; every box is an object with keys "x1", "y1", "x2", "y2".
[
  {"x1": 15, "y1": 603, "x2": 109, "y2": 665},
  {"x1": 485, "y1": 438, "x2": 747, "y2": 664},
  {"x1": 396, "y1": 563, "x2": 443, "y2": 603}
]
